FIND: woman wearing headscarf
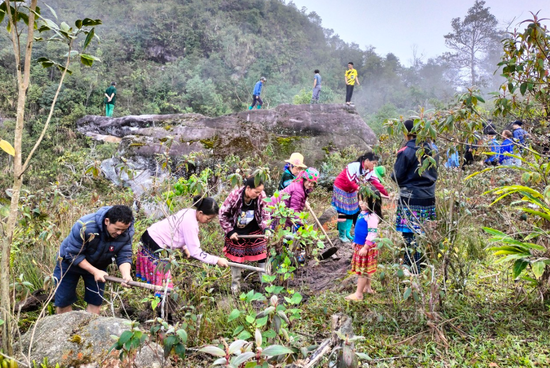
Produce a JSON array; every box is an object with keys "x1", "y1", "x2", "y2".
[{"x1": 219, "y1": 176, "x2": 271, "y2": 293}]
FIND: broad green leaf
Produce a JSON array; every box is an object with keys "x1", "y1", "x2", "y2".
[
  {"x1": 80, "y1": 53, "x2": 99, "y2": 66},
  {"x1": 60, "y1": 21, "x2": 70, "y2": 32},
  {"x1": 83, "y1": 27, "x2": 95, "y2": 50},
  {"x1": 236, "y1": 330, "x2": 252, "y2": 340},
  {"x1": 261, "y1": 345, "x2": 294, "y2": 357},
  {"x1": 532, "y1": 261, "x2": 546, "y2": 279},
  {"x1": 0, "y1": 139, "x2": 15, "y2": 156},
  {"x1": 228, "y1": 309, "x2": 241, "y2": 322},
  {"x1": 176, "y1": 329, "x2": 187, "y2": 344},
  {"x1": 118, "y1": 330, "x2": 133, "y2": 346},
  {"x1": 231, "y1": 352, "x2": 255, "y2": 366},
  {"x1": 255, "y1": 316, "x2": 268, "y2": 328},
  {"x1": 44, "y1": 3, "x2": 58, "y2": 19},
  {"x1": 75, "y1": 19, "x2": 82, "y2": 29},
  {"x1": 403, "y1": 287, "x2": 411, "y2": 300},
  {"x1": 512, "y1": 259, "x2": 529, "y2": 279},
  {"x1": 356, "y1": 352, "x2": 372, "y2": 360},
  {"x1": 198, "y1": 345, "x2": 226, "y2": 357}
]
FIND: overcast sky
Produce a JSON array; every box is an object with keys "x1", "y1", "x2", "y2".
[{"x1": 289, "y1": 0, "x2": 548, "y2": 66}]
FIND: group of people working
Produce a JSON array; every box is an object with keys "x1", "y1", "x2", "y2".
[
  {"x1": 53, "y1": 119, "x2": 438, "y2": 312},
  {"x1": 446, "y1": 120, "x2": 528, "y2": 169}
]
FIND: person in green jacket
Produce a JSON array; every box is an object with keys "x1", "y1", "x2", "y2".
[
  {"x1": 278, "y1": 152, "x2": 307, "y2": 190},
  {"x1": 104, "y1": 82, "x2": 117, "y2": 117}
]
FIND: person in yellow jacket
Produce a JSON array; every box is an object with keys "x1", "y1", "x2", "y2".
[{"x1": 345, "y1": 62, "x2": 360, "y2": 106}]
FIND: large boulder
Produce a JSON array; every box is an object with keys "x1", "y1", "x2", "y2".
[
  {"x1": 18, "y1": 311, "x2": 164, "y2": 368},
  {"x1": 76, "y1": 104, "x2": 377, "y2": 195}
]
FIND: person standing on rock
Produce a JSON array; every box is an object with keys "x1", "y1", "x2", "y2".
[
  {"x1": 219, "y1": 175, "x2": 272, "y2": 293},
  {"x1": 344, "y1": 62, "x2": 360, "y2": 106},
  {"x1": 249, "y1": 77, "x2": 266, "y2": 110},
  {"x1": 136, "y1": 196, "x2": 229, "y2": 296},
  {"x1": 279, "y1": 152, "x2": 307, "y2": 190},
  {"x1": 311, "y1": 69, "x2": 322, "y2": 104},
  {"x1": 332, "y1": 152, "x2": 387, "y2": 243},
  {"x1": 53, "y1": 205, "x2": 134, "y2": 315},
  {"x1": 104, "y1": 82, "x2": 117, "y2": 117}
]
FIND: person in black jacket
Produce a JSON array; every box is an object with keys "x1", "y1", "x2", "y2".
[
  {"x1": 53, "y1": 205, "x2": 134, "y2": 314},
  {"x1": 391, "y1": 120, "x2": 438, "y2": 274}
]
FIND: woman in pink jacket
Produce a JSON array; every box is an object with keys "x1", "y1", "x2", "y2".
[
  {"x1": 136, "y1": 196, "x2": 229, "y2": 295},
  {"x1": 332, "y1": 152, "x2": 387, "y2": 243},
  {"x1": 271, "y1": 167, "x2": 319, "y2": 230}
]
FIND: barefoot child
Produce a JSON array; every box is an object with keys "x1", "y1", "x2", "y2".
[{"x1": 345, "y1": 189, "x2": 383, "y2": 301}]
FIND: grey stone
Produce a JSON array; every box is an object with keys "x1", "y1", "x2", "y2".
[
  {"x1": 18, "y1": 311, "x2": 165, "y2": 368},
  {"x1": 76, "y1": 104, "x2": 377, "y2": 195}
]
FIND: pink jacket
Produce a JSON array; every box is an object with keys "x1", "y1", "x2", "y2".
[
  {"x1": 270, "y1": 180, "x2": 307, "y2": 228},
  {"x1": 334, "y1": 162, "x2": 388, "y2": 196},
  {"x1": 219, "y1": 186, "x2": 271, "y2": 238},
  {"x1": 147, "y1": 209, "x2": 219, "y2": 265}
]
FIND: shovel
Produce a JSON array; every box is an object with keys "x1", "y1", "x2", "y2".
[
  {"x1": 305, "y1": 202, "x2": 338, "y2": 260},
  {"x1": 105, "y1": 275, "x2": 173, "y2": 293}
]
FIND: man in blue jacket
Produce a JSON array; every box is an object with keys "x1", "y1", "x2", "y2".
[
  {"x1": 53, "y1": 205, "x2": 134, "y2": 314},
  {"x1": 249, "y1": 77, "x2": 266, "y2": 110}
]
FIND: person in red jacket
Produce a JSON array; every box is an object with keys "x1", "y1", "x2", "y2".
[{"x1": 332, "y1": 152, "x2": 387, "y2": 243}]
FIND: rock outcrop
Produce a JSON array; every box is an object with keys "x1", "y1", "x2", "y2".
[
  {"x1": 18, "y1": 311, "x2": 164, "y2": 368},
  {"x1": 76, "y1": 104, "x2": 377, "y2": 195}
]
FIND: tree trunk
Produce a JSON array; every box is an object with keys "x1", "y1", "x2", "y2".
[{"x1": 0, "y1": 0, "x2": 38, "y2": 354}]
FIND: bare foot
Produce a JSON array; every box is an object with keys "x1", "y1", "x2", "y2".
[
  {"x1": 344, "y1": 293, "x2": 363, "y2": 301},
  {"x1": 362, "y1": 286, "x2": 376, "y2": 294}
]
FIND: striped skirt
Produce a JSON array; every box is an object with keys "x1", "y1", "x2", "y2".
[
  {"x1": 135, "y1": 245, "x2": 174, "y2": 297},
  {"x1": 395, "y1": 197, "x2": 436, "y2": 234},
  {"x1": 223, "y1": 229, "x2": 267, "y2": 263},
  {"x1": 351, "y1": 242, "x2": 378, "y2": 275},
  {"x1": 331, "y1": 186, "x2": 359, "y2": 215}
]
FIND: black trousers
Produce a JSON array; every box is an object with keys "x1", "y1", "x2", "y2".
[
  {"x1": 250, "y1": 95, "x2": 263, "y2": 108},
  {"x1": 345, "y1": 85, "x2": 354, "y2": 103}
]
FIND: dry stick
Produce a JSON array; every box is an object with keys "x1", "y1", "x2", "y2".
[
  {"x1": 104, "y1": 275, "x2": 172, "y2": 293},
  {"x1": 305, "y1": 202, "x2": 335, "y2": 248},
  {"x1": 303, "y1": 338, "x2": 333, "y2": 368}
]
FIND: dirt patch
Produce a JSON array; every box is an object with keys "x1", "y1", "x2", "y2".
[{"x1": 290, "y1": 238, "x2": 355, "y2": 295}]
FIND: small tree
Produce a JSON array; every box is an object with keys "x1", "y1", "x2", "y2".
[
  {"x1": 443, "y1": 0, "x2": 501, "y2": 87},
  {"x1": 494, "y1": 13, "x2": 550, "y2": 122},
  {"x1": 0, "y1": 0, "x2": 101, "y2": 353}
]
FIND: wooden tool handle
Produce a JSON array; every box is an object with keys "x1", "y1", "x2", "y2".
[
  {"x1": 227, "y1": 261, "x2": 265, "y2": 273},
  {"x1": 306, "y1": 202, "x2": 335, "y2": 248},
  {"x1": 104, "y1": 275, "x2": 172, "y2": 293},
  {"x1": 237, "y1": 234, "x2": 267, "y2": 239}
]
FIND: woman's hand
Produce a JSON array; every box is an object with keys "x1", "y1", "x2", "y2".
[
  {"x1": 230, "y1": 233, "x2": 239, "y2": 241},
  {"x1": 217, "y1": 258, "x2": 229, "y2": 267},
  {"x1": 182, "y1": 246, "x2": 190, "y2": 258},
  {"x1": 358, "y1": 246, "x2": 369, "y2": 256}
]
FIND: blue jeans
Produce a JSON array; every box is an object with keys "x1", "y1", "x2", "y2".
[{"x1": 53, "y1": 261, "x2": 105, "y2": 308}]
